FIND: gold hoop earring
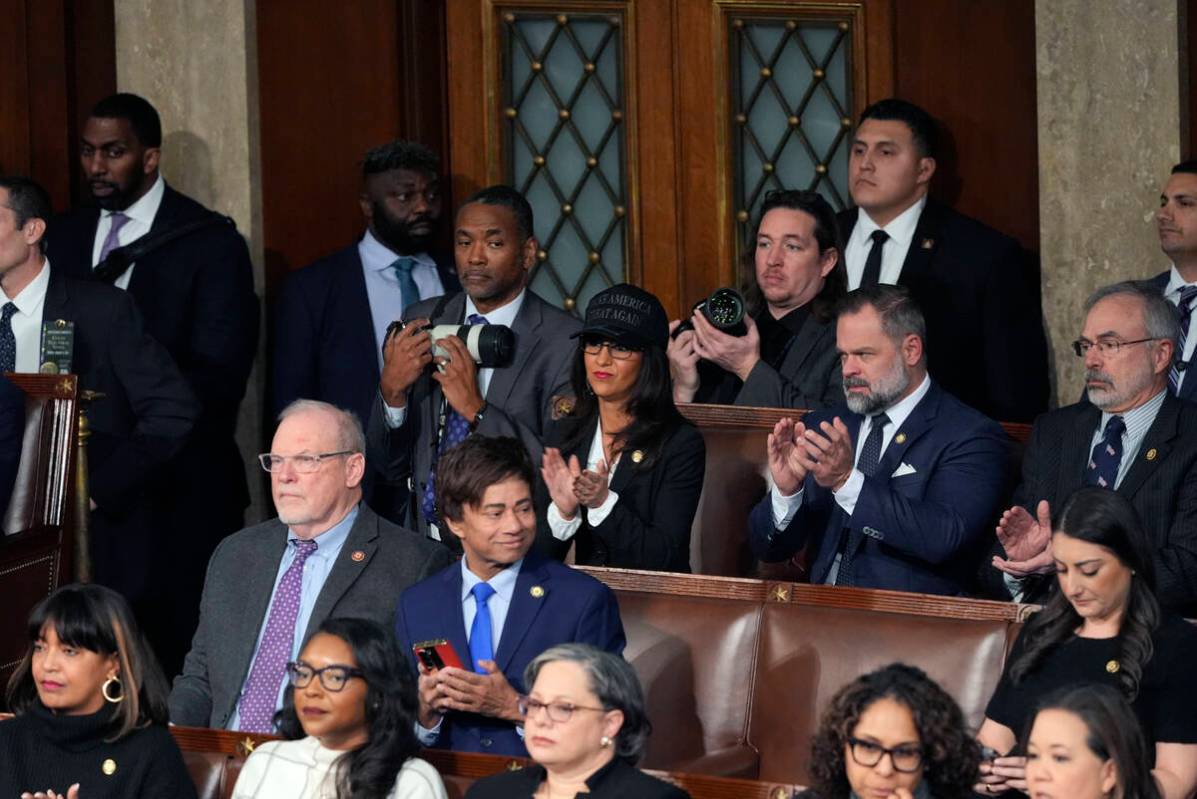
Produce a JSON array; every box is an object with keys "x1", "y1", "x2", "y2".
[{"x1": 102, "y1": 675, "x2": 125, "y2": 704}]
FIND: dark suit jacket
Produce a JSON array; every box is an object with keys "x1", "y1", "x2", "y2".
[
  {"x1": 464, "y1": 759, "x2": 690, "y2": 799},
  {"x1": 46, "y1": 185, "x2": 259, "y2": 524},
  {"x1": 839, "y1": 200, "x2": 1050, "y2": 423},
  {"x1": 539, "y1": 417, "x2": 705, "y2": 571},
  {"x1": 367, "y1": 290, "x2": 581, "y2": 535},
  {"x1": 394, "y1": 552, "x2": 626, "y2": 756},
  {"x1": 748, "y1": 381, "x2": 1010, "y2": 595},
  {"x1": 1151, "y1": 270, "x2": 1197, "y2": 404},
  {"x1": 43, "y1": 268, "x2": 198, "y2": 601},
  {"x1": 996, "y1": 394, "x2": 1197, "y2": 612},
  {"x1": 0, "y1": 374, "x2": 24, "y2": 523},
  {"x1": 271, "y1": 241, "x2": 459, "y2": 428},
  {"x1": 735, "y1": 311, "x2": 841, "y2": 409},
  {"x1": 168, "y1": 503, "x2": 451, "y2": 728}
]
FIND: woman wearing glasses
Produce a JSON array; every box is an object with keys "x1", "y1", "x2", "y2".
[
  {"x1": 465, "y1": 643, "x2": 687, "y2": 798},
  {"x1": 976, "y1": 489, "x2": 1197, "y2": 799},
  {"x1": 540, "y1": 283, "x2": 705, "y2": 572},
  {"x1": 800, "y1": 663, "x2": 980, "y2": 799},
  {"x1": 233, "y1": 617, "x2": 446, "y2": 799}
]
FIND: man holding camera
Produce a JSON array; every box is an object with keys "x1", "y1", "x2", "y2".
[{"x1": 368, "y1": 185, "x2": 580, "y2": 539}]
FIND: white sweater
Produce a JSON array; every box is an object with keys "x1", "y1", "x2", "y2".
[{"x1": 232, "y1": 736, "x2": 448, "y2": 799}]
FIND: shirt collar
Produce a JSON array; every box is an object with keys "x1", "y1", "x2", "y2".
[
  {"x1": 1165, "y1": 264, "x2": 1196, "y2": 298},
  {"x1": 857, "y1": 195, "x2": 927, "y2": 252},
  {"x1": 287, "y1": 503, "x2": 359, "y2": 556},
  {"x1": 3, "y1": 258, "x2": 51, "y2": 309},
  {"x1": 1100, "y1": 388, "x2": 1167, "y2": 436},
  {"x1": 359, "y1": 229, "x2": 435, "y2": 272},
  {"x1": 466, "y1": 289, "x2": 526, "y2": 327},
  {"x1": 460, "y1": 555, "x2": 524, "y2": 603},
  {"x1": 106, "y1": 174, "x2": 166, "y2": 227},
  {"x1": 877, "y1": 373, "x2": 932, "y2": 430}
]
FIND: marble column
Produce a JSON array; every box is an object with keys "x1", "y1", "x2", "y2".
[
  {"x1": 114, "y1": 0, "x2": 266, "y2": 519},
  {"x1": 1036, "y1": 0, "x2": 1186, "y2": 403}
]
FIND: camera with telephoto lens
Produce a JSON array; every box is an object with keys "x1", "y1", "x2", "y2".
[
  {"x1": 671, "y1": 287, "x2": 747, "y2": 338},
  {"x1": 385, "y1": 320, "x2": 516, "y2": 368}
]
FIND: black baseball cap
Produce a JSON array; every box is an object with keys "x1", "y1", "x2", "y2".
[{"x1": 573, "y1": 283, "x2": 669, "y2": 350}]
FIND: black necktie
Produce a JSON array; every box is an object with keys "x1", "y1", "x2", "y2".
[
  {"x1": 835, "y1": 413, "x2": 890, "y2": 586},
  {"x1": 0, "y1": 302, "x2": 17, "y2": 373},
  {"x1": 859, "y1": 229, "x2": 889, "y2": 288}
]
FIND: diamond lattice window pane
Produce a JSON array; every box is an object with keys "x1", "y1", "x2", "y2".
[{"x1": 503, "y1": 12, "x2": 628, "y2": 316}]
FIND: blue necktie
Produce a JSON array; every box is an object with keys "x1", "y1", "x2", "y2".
[
  {"x1": 1169, "y1": 286, "x2": 1197, "y2": 393},
  {"x1": 835, "y1": 413, "x2": 889, "y2": 587},
  {"x1": 0, "y1": 302, "x2": 16, "y2": 373},
  {"x1": 421, "y1": 313, "x2": 489, "y2": 525},
  {"x1": 468, "y1": 582, "x2": 496, "y2": 673},
  {"x1": 1084, "y1": 415, "x2": 1126, "y2": 489},
  {"x1": 392, "y1": 256, "x2": 420, "y2": 311}
]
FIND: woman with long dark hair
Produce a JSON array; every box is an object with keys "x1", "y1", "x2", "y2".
[
  {"x1": 540, "y1": 283, "x2": 705, "y2": 572},
  {"x1": 233, "y1": 617, "x2": 446, "y2": 799},
  {"x1": 1026, "y1": 684, "x2": 1160, "y2": 799},
  {"x1": 977, "y1": 488, "x2": 1197, "y2": 799},
  {"x1": 800, "y1": 663, "x2": 980, "y2": 799},
  {"x1": 0, "y1": 583, "x2": 196, "y2": 799}
]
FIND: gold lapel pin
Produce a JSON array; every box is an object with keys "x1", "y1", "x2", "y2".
[
  {"x1": 102, "y1": 758, "x2": 117, "y2": 775},
  {"x1": 351, "y1": 550, "x2": 366, "y2": 562},
  {"x1": 631, "y1": 450, "x2": 644, "y2": 464},
  {"x1": 894, "y1": 433, "x2": 907, "y2": 444},
  {"x1": 921, "y1": 238, "x2": 934, "y2": 250},
  {"x1": 1106, "y1": 659, "x2": 1120, "y2": 674},
  {"x1": 530, "y1": 585, "x2": 545, "y2": 598},
  {"x1": 1146, "y1": 448, "x2": 1158, "y2": 461}
]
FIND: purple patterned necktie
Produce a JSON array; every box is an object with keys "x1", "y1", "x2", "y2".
[
  {"x1": 97, "y1": 212, "x2": 130, "y2": 265},
  {"x1": 236, "y1": 538, "x2": 318, "y2": 732},
  {"x1": 422, "y1": 313, "x2": 488, "y2": 525}
]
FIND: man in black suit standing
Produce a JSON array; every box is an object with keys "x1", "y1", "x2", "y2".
[
  {"x1": 43, "y1": 93, "x2": 258, "y2": 675},
  {"x1": 367, "y1": 185, "x2": 581, "y2": 541},
  {"x1": 1152, "y1": 160, "x2": 1197, "y2": 403},
  {"x1": 0, "y1": 175, "x2": 198, "y2": 628},
  {"x1": 838, "y1": 99, "x2": 1049, "y2": 423},
  {"x1": 989, "y1": 281, "x2": 1197, "y2": 613}
]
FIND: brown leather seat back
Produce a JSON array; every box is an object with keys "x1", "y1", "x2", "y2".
[
  {"x1": 182, "y1": 751, "x2": 229, "y2": 799},
  {"x1": 751, "y1": 603, "x2": 1009, "y2": 784},
  {"x1": 689, "y1": 426, "x2": 769, "y2": 576},
  {"x1": 617, "y1": 590, "x2": 762, "y2": 774},
  {"x1": 3, "y1": 388, "x2": 48, "y2": 535}
]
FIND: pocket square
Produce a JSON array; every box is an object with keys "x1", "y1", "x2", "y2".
[{"x1": 891, "y1": 462, "x2": 918, "y2": 477}]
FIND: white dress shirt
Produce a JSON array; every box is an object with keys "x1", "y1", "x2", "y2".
[
  {"x1": 1164, "y1": 265, "x2": 1197, "y2": 392},
  {"x1": 90, "y1": 175, "x2": 166, "y2": 290},
  {"x1": 844, "y1": 196, "x2": 927, "y2": 289},
  {"x1": 3, "y1": 259, "x2": 52, "y2": 373},
  {"x1": 546, "y1": 420, "x2": 622, "y2": 540},
  {"x1": 358, "y1": 229, "x2": 444, "y2": 371}
]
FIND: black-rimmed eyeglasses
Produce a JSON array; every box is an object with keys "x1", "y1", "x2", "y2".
[
  {"x1": 284, "y1": 662, "x2": 364, "y2": 692},
  {"x1": 846, "y1": 737, "x2": 924, "y2": 773},
  {"x1": 258, "y1": 451, "x2": 355, "y2": 473},
  {"x1": 581, "y1": 340, "x2": 638, "y2": 360}
]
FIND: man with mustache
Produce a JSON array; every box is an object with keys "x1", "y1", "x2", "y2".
[
  {"x1": 747, "y1": 284, "x2": 1009, "y2": 595},
  {"x1": 839, "y1": 98, "x2": 1049, "y2": 423},
  {"x1": 367, "y1": 185, "x2": 580, "y2": 542},
  {"x1": 1152, "y1": 160, "x2": 1197, "y2": 402},
  {"x1": 272, "y1": 140, "x2": 458, "y2": 437},
  {"x1": 43, "y1": 93, "x2": 257, "y2": 677},
  {"x1": 989, "y1": 281, "x2": 1197, "y2": 613}
]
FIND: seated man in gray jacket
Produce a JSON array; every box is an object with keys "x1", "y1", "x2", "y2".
[
  {"x1": 169, "y1": 399, "x2": 450, "y2": 732},
  {"x1": 668, "y1": 189, "x2": 844, "y2": 410}
]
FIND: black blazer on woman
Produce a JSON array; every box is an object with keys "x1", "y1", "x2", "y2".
[
  {"x1": 539, "y1": 416, "x2": 705, "y2": 573},
  {"x1": 465, "y1": 759, "x2": 690, "y2": 798}
]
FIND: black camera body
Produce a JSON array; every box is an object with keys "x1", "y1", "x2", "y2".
[
  {"x1": 385, "y1": 320, "x2": 516, "y2": 368},
  {"x1": 671, "y1": 287, "x2": 747, "y2": 338}
]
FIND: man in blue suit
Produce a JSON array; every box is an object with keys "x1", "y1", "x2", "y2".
[
  {"x1": 394, "y1": 435, "x2": 624, "y2": 756},
  {"x1": 748, "y1": 284, "x2": 1010, "y2": 596}
]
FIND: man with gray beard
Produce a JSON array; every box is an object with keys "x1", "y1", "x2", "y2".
[
  {"x1": 747, "y1": 284, "x2": 1009, "y2": 595},
  {"x1": 990, "y1": 280, "x2": 1197, "y2": 613}
]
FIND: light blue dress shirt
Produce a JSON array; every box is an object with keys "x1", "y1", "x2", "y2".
[
  {"x1": 227, "y1": 505, "x2": 359, "y2": 730},
  {"x1": 359, "y1": 230, "x2": 444, "y2": 371}
]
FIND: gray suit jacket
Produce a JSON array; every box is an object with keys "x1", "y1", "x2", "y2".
[
  {"x1": 734, "y1": 312, "x2": 841, "y2": 409},
  {"x1": 367, "y1": 290, "x2": 581, "y2": 535},
  {"x1": 168, "y1": 503, "x2": 451, "y2": 728}
]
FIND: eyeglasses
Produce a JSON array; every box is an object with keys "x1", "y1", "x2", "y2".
[
  {"x1": 1071, "y1": 338, "x2": 1158, "y2": 358},
  {"x1": 847, "y1": 738, "x2": 924, "y2": 773},
  {"x1": 518, "y1": 696, "x2": 607, "y2": 723},
  {"x1": 581, "y1": 339, "x2": 638, "y2": 360},
  {"x1": 258, "y1": 451, "x2": 355, "y2": 473},
  {"x1": 285, "y1": 662, "x2": 364, "y2": 692}
]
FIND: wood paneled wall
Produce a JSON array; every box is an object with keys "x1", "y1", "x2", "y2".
[{"x1": 0, "y1": 0, "x2": 116, "y2": 210}]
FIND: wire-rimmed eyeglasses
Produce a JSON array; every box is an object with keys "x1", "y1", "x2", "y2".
[
  {"x1": 258, "y1": 451, "x2": 355, "y2": 473},
  {"x1": 518, "y1": 696, "x2": 607, "y2": 723},
  {"x1": 1071, "y1": 337, "x2": 1159, "y2": 358}
]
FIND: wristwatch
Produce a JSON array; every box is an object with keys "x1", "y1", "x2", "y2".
[{"x1": 470, "y1": 401, "x2": 488, "y2": 430}]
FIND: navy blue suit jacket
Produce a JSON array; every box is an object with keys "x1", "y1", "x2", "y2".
[
  {"x1": 394, "y1": 552, "x2": 625, "y2": 756},
  {"x1": 1151, "y1": 270, "x2": 1197, "y2": 404},
  {"x1": 272, "y1": 242, "x2": 458, "y2": 428},
  {"x1": 748, "y1": 381, "x2": 1011, "y2": 596}
]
